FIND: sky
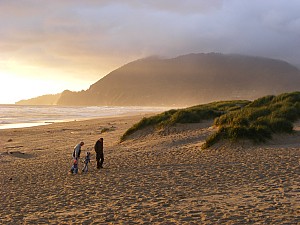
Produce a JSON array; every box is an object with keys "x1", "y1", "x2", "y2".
[{"x1": 0, "y1": 0, "x2": 300, "y2": 104}]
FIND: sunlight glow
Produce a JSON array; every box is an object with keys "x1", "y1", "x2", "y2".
[{"x1": 0, "y1": 67, "x2": 92, "y2": 104}]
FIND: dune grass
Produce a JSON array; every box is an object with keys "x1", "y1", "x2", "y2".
[
  {"x1": 203, "y1": 92, "x2": 300, "y2": 148},
  {"x1": 120, "y1": 100, "x2": 250, "y2": 142},
  {"x1": 121, "y1": 92, "x2": 300, "y2": 147}
]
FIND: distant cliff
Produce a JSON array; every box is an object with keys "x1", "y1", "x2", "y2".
[
  {"x1": 17, "y1": 53, "x2": 300, "y2": 106},
  {"x1": 16, "y1": 93, "x2": 61, "y2": 105}
]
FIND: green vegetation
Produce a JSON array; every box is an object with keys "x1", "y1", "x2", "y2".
[
  {"x1": 204, "y1": 92, "x2": 300, "y2": 148},
  {"x1": 120, "y1": 100, "x2": 250, "y2": 142},
  {"x1": 121, "y1": 92, "x2": 300, "y2": 148},
  {"x1": 101, "y1": 127, "x2": 110, "y2": 133}
]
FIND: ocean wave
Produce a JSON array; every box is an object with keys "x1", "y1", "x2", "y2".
[
  {"x1": 0, "y1": 105, "x2": 168, "y2": 129},
  {"x1": 0, "y1": 121, "x2": 10, "y2": 125}
]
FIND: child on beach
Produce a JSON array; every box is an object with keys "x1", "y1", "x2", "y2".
[
  {"x1": 82, "y1": 152, "x2": 91, "y2": 173},
  {"x1": 70, "y1": 159, "x2": 79, "y2": 174}
]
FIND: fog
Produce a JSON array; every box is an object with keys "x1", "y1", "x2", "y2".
[{"x1": 0, "y1": 0, "x2": 299, "y2": 103}]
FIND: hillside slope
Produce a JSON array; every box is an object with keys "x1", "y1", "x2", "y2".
[
  {"x1": 18, "y1": 53, "x2": 300, "y2": 106},
  {"x1": 57, "y1": 53, "x2": 300, "y2": 106},
  {"x1": 16, "y1": 93, "x2": 61, "y2": 105}
]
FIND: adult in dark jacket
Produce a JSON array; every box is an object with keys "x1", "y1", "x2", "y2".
[{"x1": 94, "y1": 138, "x2": 104, "y2": 169}]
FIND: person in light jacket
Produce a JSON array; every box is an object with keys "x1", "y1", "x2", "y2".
[
  {"x1": 70, "y1": 141, "x2": 84, "y2": 174},
  {"x1": 73, "y1": 141, "x2": 84, "y2": 160}
]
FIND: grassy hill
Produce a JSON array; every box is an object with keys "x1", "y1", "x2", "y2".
[{"x1": 121, "y1": 92, "x2": 300, "y2": 148}]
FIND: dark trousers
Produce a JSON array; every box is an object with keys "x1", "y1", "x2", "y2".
[{"x1": 96, "y1": 154, "x2": 104, "y2": 168}]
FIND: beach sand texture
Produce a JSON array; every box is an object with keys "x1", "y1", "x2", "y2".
[{"x1": 0, "y1": 115, "x2": 299, "y2": 224}]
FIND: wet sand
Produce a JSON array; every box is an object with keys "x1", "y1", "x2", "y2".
[{"x1": 0, "y1": 115, "x2": 299, "y2": 224}]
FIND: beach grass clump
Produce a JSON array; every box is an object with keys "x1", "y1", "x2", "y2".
[
  {"x1": 121, "y1": 91, "x2": 300, "y2": 146},
  {"x1": 120, "y1": 100, "x2": 250, "y2": 142},
  {"x1": 246, "y1": 95, "x2": 275, "y2": 108},
  {"x1": 101, "y1": 127, "x2": 110, "y2": 133},
  {"x1": 203, "y1": 92, "x2": 300, "y2": 148},
  {"x1": 120, "y1": 109, "x2": 177, "y2": 141}
]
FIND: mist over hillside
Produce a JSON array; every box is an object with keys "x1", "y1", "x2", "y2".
[{"x1": 17, "y1": 53, "x2": 300, "y2": 106}]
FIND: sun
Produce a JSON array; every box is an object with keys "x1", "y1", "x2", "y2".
[
  {"x1": 0, "y1": 72, "x2": 53, "y2": 104},
  {"x1": 0, "y1": 60, "x2": 96, "y2": 104},
  {"x1": 0, "y1": 73, "x2": 95, "y2": 104},
  {"x1": 0, "y1": 70, "x2": 87, "y2": 104}
]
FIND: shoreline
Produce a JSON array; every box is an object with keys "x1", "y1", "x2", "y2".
[
  {"x1": 0, "y1": 104, "x2": 170, "y2": 130},
  {"x1": 0, "y1": 111, "x2": 161, "y2": 130}
]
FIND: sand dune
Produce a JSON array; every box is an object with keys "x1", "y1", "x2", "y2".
[{"x1": 0, "y1": 115, "x2": 299, "y2": 224}]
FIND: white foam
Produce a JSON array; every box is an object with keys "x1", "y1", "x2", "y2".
[{"x1": 0, "y1": 105, "x2": 169, "y2": 129}]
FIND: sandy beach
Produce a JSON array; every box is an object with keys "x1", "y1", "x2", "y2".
[{"x1": 0, "y1": 114, "x2": 299, "y2": 224}]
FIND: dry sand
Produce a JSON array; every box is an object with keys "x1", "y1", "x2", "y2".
[{"x1": 0, "y1": 115, "x2": 299, "y2": 224}]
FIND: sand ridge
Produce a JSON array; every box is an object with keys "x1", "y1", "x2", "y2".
[{"x1": 0, "y1": 115, "x2": 299, "y2": 224}]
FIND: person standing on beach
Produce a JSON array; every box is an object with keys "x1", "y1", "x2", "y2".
[
  {"x1": 73, "y1": 141, "x2": 84, "y2": 160},
  {"x1": 94, "y1": 138, "x2": 104, "y2": 169},
  {"x1": 70, "y1": 141, "x2": 84, "y2": 174}
]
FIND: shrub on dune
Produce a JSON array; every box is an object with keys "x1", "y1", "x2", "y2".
[
  {"x1": 121, "y1": 92, "x2": 300, "y2": 147},
  {"x1": 203, "y1": 92, "x2": 300, "y2": 148},
  {"x1": 120, "y1": 100, "x2": 249, "y2": 142}
]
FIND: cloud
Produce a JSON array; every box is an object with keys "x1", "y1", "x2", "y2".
[
  {"x1": 0, "y1": 0, "x2": 300, "y2": 85},
  {"x1": 111, "y1": 0, "x2": 223, "y2": 14}
]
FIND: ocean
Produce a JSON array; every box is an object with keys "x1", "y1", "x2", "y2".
[{"x1": 0, "y1": 105, "x2": 168, "y2": 129}]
